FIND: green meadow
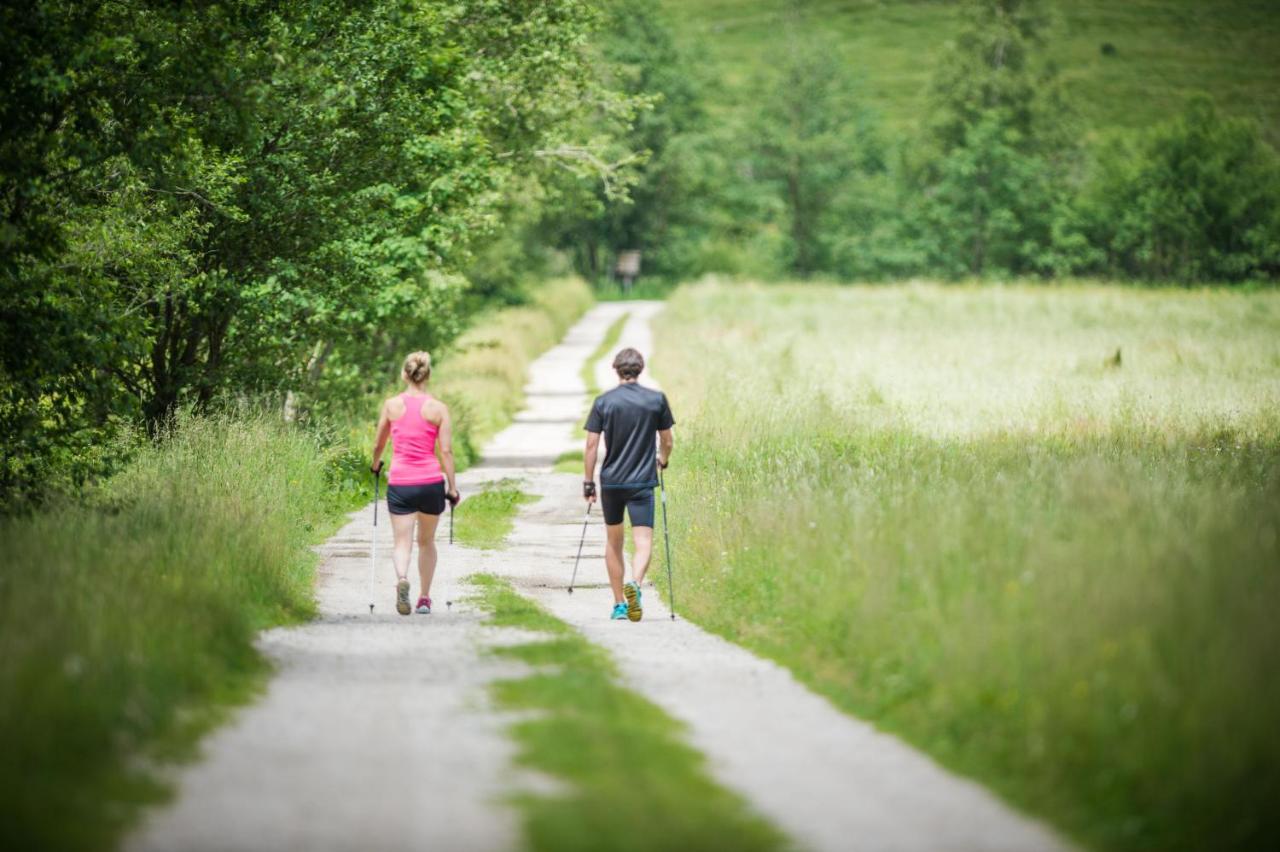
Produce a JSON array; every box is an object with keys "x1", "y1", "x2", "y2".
[
  {"x1": 653, "y1": 280, "x2": 1280, "y2": 851},
  {"x1": 668, "y1": 0, "x2": 1280, "y2": 145}
]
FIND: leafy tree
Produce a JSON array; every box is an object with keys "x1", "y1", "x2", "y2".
[
  {"x1": 1069, "y1": 96, "x2": 1280, "y2": 281},
  {"x1": 748, "y1": 32, "x2": 886, "y2": 278},
  {"x1": 916, "y1": 0, "x2": 1074, "y2": 278},
  {"x1": 0, "y1": 0, "x2": 638, "y2": 507}
]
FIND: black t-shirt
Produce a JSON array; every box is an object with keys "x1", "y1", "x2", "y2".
[{"x1": 584, "y1": 383, "x2": 675, "y2": 489}]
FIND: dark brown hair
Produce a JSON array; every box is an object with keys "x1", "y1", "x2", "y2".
[{"x1": 612, "y1": 347, "x2": 644, "y2": 379}]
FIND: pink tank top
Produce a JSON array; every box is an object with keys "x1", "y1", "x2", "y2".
[{"x1": 388, "y1": 393, "x2": 443, "y2": 485}]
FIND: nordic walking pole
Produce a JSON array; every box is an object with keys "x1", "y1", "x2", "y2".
[
  {"x1": 449, "y1": 496, "x2": 454, "y2": 545},
  {"x1": 659, "y1": 468, "x2": 675, "y2": 621},
  {"x1": 369, "y1": 464, "x2": 381, "y2": 614},
  {"x1": 568, "y1": 503, "x2": 592, "y2": 594}
]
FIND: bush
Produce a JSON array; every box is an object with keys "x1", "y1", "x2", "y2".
[{"x1": 1067, "y1": 96, "x2": 1280, "y2": 281}]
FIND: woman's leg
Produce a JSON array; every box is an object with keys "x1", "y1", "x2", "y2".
[
  {"x1": 416, "y1": 512, "x2": 441, "y2": 597},
  {"x1": 390, "y1": 511, "x2": 417, "y2": 582}
]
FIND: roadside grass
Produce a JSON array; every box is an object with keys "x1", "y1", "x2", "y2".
[
  {"x1": 652, "y1": 280, "x2": 1280, "y2": 852},
  {"x1": 453, "y1": 479, "x2": 535, "y2": 550},
  {"x1": 466, "y1": 575, "x2": 786, "y2": 852},
  {"x1": 441, "y1": 278, "x2": 594, "y2": 468},
  {"x1": 0, "y1": 412, "x2": 355, "y2": 852},
  {"x1": 664, "y1": 0, "x2": 1280, "y2": 146}
]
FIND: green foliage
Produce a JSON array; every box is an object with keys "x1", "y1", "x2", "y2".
[
  {"x1": 653, "y1": 281, "x2": 1280, "y2": 851},
  {"x1": 0, "y1": 0, "x2": 637, "y2": 508},
  {"x1": 748, "y1": 33, "x2": 887, "y2": 277},
  {"x1": 0, "y1": 412, "x2": 358, "y2": 851},
  {"x1": 466, "y1": 575, "x2": 786, "y2": 852},
  {"x1": 912, "y1": 0, "x2": 1073, "y2": 277},
  {"x1": 1069, "y1": 97, "x2": 1280, "y2": 281}
]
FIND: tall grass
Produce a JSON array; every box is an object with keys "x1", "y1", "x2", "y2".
[
  {"x1": 653, "y1": 280, "x2": 1280, "y2": 851},
  {"x1": 0, "y1": 413, "x2": 352, "y2": 851}
]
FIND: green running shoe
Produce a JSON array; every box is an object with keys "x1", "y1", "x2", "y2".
[
  {"x1": 396, "y1": 579, "x2": 411, "y2": 616},
  {"x1": 611, "y1": 602, "x2": 629, "y2": 620},
  {"x1": 624, "y1": 581, "x2": 643, "y2": 622}
]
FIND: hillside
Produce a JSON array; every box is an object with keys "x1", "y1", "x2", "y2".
[{"x1": 662, "y1": 0, "x2": 1280, "y2": 145}]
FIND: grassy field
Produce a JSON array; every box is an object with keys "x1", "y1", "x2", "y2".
[
  {"x1": 652, "y1": 279, "x2": 1280, "y2": 851},
  {"x1": 0, "y1": 279, "x2": 594, "y2": 852},
  {"x1": 665, "y1": 0, "x2": 1280, "y2": 146},
  {"x1": 467, "y1": 575, "x2": 785, "y2": 852}
]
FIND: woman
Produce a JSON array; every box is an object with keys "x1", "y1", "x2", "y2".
[{"x1": 371, "y1": 351, "x2": 460, "y2": 616}]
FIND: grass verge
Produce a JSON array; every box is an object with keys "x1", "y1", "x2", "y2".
[
  {"x1": 453, "y1": 480, "x2": 535, "y2": 550},
  {"x1": 652, "y1": 280, "x2": 1280, "y2": 852},
  {"x1": 0, "y1": 412, "x2": 359, "y2": 851},
  {"x1": 440, "y1": 278, "x2": 594, "y2": 468},
  {"x1": 466, "y1": 574, "x2": 785, "y2": 852}
]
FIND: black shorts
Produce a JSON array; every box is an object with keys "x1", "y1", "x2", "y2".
[
  {"x1": 386, "y1": 481, "x2": 446, "y2": 516},
  {"x1": 601, "y1": 485, "x2": 654, "y2": 527}
]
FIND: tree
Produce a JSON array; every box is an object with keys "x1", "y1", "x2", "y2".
[
  {"x1": 916, "y1": 0, "x2": 1074, "y2": 278},
  {"x1": 748, "y1": 32, "x2": 885, "y2": 278},
  {"x1": 0, "y1": 0, "x2": 639, "y2": 506},
  {"x1": 1070, "y1": 97, "x2": 1280, "y2": 281}
]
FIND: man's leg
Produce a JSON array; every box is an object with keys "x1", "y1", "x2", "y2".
[
  {"x1": 605, "y1": 522, "x2": 627, "y2": 604},
  {"x1": 631, "y1": 526, "x2": 654, "y2": 584}
]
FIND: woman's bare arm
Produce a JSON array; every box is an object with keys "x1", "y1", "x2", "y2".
[
  {"x1": 371, "y1": 400, "x2": 391, "y2": 473},
  {"x1": 436, "y1": 404, "x2": 458, "y2": 499}
]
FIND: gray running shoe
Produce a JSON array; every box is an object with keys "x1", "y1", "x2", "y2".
[{"x1": 396, "y1": 579, "x2": 411, "y2": 616}]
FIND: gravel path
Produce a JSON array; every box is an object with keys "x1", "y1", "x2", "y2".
[{"x1": 131, "y1": 301, "x2": 1071, "y2": 852}]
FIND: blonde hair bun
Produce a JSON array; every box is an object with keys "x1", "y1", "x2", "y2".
[{"x1": 403, "y1": 351, "x2": 432, "y2": 384}]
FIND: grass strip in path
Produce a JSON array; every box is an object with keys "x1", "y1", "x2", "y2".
[
  {"x1": 452, "y1": 479, "x2": 536, "y2": 550},
  {"x1": 581, "y1": 311, "x2": 629, "y2": 397},
  {"x1": 467, "y1": 575, "x2": 786, "y2": 852}
]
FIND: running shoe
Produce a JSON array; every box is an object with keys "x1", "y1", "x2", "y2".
[
  {"x1": 623, "y1": 581, "x2": 643, "y2": 622},
  {"x1": 416, "y1": 596, "x2": 432, "y2": 615},
  {"x1": 396, "y1": 579, "x2": 411, "y2": 616},
  {"x1": 611, "y1": 602, "x2": 629, "y2": 620}
]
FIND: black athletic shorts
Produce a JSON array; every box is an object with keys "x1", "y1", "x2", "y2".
[
  {"x1": 600, "y1": 485, "x2": 654, "y2": 527},
  {"x1": 386, "y1": 480, "x2": 446, "y2": 516}
]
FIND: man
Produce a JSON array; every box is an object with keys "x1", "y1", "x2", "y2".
[{"x1": 584, "y1": 347, "x2": 674, "y2": 621}]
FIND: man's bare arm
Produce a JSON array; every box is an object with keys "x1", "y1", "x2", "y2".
[
  {"x1": 584, "y1": 431, "x2": 601, "y2": 502},
  {"x1": 657, "y1": 428, "x2": 673, "y2": 468}
]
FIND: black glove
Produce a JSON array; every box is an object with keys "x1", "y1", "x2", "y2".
[
  {"x1": 447, "y1": 488, "x2": 461, "y2": 507},
  {"x1": 583, "y1": 481, "x2": 597, "y2": 499}
]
